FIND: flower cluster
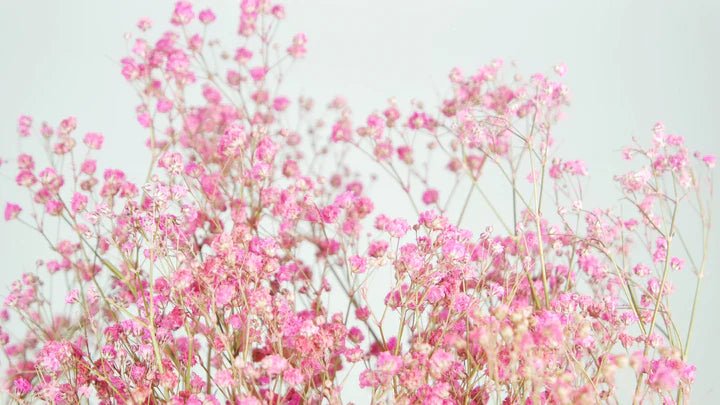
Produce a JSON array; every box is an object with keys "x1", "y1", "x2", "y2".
[{"x1": 1, "y1": 1, "x2": 714, "y2": 404}]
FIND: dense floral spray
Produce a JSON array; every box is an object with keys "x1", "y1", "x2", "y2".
[{"x1": 1, "y1": 1, "x2": 715, "y2": 404}]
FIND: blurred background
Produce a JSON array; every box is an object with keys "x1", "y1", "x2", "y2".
[{"x1": 1, "y1": 0, "x2": 718, "y2": 401}]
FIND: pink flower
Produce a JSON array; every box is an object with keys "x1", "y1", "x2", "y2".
[
  {"x1": 137, "y1": 17, "x2": 152, "y2": 31},
  {"x1": 198, "y1": 8, "x2": 216, "y2": 24},
  {"x1": 563, "y1": 159, "x2": 588, "y2": 176},
  {"x1": 429, "y1": 349, "x2": 454, "y2": 378},
  {"x1": 321, "y1": 204, "x2": 341, "y2": 224},
  {"x1": 633, "y1": 263, "x2": 650, "y2": 277},
  {"x1": 331, "y1": 119, "x2": 353, "y2": 143},
  {"x1": 348, "y1": 326, "x2": 364, "y2": 343},
  {"x1": 670, "y1": 257, "x2": 685, "y2": 271},
  {"x1": 348, "y1": 255, "x2": 367, "y2": 274},
  {"x1": 215, "y1": 369, "x2": 234, "y2": 388},
  {"x1": 65, "y1": 289, "x2": 80, "y2": 304},
  {"x1": 442, "y1": 240, "x2": 466, "y2": 261},
  {"x1": 449, "y1": 66, "x2": 464, "y2": 83},
  {"x1": 287, "y1": 33, "x2": 307, "y2": 58},
  {"x1": 45, "y1": 199, "x2": 63, "y2": 216},
  {"x1": 71, "y1": 192, "x2": 88, "y2": 213},
  {"x1": 17, "y1": 154, "x2": 35, "y2": 170},
  {"x1": 59, "y1": 116, "x2": 77, "y2": 134},
  {"x1": 261, "y1": 354, "x2": 288, "y2": 376},
  {"x1": 38, "y1": 341, "x2": 72, "y2": 373},
  {"x1": 368, "y1": 240, "x2": 389, "y2": 257},
  {"x1": 202, "y1": 85, "x2": 222, "y2": 104},
  {"x1": 17, "y1": 115, "x2": 32, "y2": 136},
  {"x1": 137, "y1": 112, "x2": 151, "y2": 128},
  {"x1": 272, "y1": 5, "x2": 286, "y2": 19},
  {"x1": 81, "y1": 159, "x2": 97, "y2": 175},
  {"x1": 14, "y1": 377, "x2": 32, "y2": 395},
  {"x1": 249, "y1": 66, "x2": 267, "y2": 82},
  {"x1": 554, "y1": 63, "x2": 568, "y2": 76},
  {"x1": 215, "y1": 284, "x2": 235, "y2": 307},
  {"x1": 171, "y1": 1, "x2": 194, "y2": 26},
  {"x1": 422, "y1": 189, "x2": 439, "y2": 205},
  {"x1": 386, "y1": 218, "x2": 410, "y2": 238},
  {"x1": 648, "y1": 361, "x2": 680, "y2": 391},
  {"x1": 397, "y1": 145, "x2": 413, "y2": 164},
  {"x1": 83, "y1": 132, "x2": 104, "y2": 149},
  {"x1": 408, "y1": 111, "x2": 429, "y2": 130},
  {"x1": 157, "y1": 98, "x2": 173, "y2": 113},
  {"x1": 355, "y1": 306, "x2": 371, "y2": 321},
  {"x1": 4, "y1": 203, "x2": 21, "y2": 221},
  {"x1": 283, "y1": 367, "x2": 305, "y2": 386},
  {"x1": 377, "y1": 352, "x2": 403, "y2": 375},
  {"x1": 273, "y1": 97, "x2": 290, "y2": 111},
  {"x1": 702, "y1": 154, "x2": 716, "y2": 168},
  {"x1": 234, "y1": 47, "x2": 253, "y2": 64}
]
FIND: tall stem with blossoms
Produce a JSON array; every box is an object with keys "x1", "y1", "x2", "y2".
[{"x1": 1, "y1": 2, "x2": 715, "y2": 405}]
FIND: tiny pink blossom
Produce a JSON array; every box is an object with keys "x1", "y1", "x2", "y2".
[
  {"x1": 137, "y1": 112, "x2": 151, "y2": 128},
  {"x1": 377, "y1": 352, "x2": 403, "y2": 375},
  {"x1": 71, "y1": 192, "x2": 88, "y2": 213},
  {"x1": 18, "y1": 154, "x2": 35, "y2": 171},
  {"x1": 429, "y1": 349, "x2": 454, "y2": 377},
  {"x1": 157, "y1": 98, "x2": 173, "y2": 113},
  {"x1": 65, "y1": 289, "x2": 80, "y2": 304},
  {"x1": 137, "y1": 17, "x2": 152, "y2": 31},
  {"x1": 349, "y1": 255, "x2": 367, "y2": 274},
  {"x1": 4, "y1": 203, "x2": 21, "y2": 221},
  {"x1": 261, "y1": 354, "x2": 288, "y2": 376},
  {"x1": 554, "y1": 63, "x2": 568, "y2": 76},
  {"x1": 83, "y1": 132, "x2": 104, "y2": 150},
  {"x1": 234, "y1": 47, "x2": 253, "y2": 64},
  {"x1": 397, "y1": 145, "x2": 413, "y2": 164},
  {"x1": 18, "y1": 115, "x2": 32, "y2": 136},
  {"x1": 215, "y1": 369, "x2": 234, "y2": 388},
  {"x1": 215, "y1": 284, "x2": 235, "y2": 307},
  {"x1": 273, "y1": 97, "x2": 290, "y2": 111},
  {"x1": 198, "y1": 8, "x2": 216, "y2": 24},
  {"x1": 171, "y1": 1, "x2": 194, "y2": 26},
  {"x1": 81, "y1": 159, "x2": 97, "y2": 175},
  {"x1": 59, "y1": 116, "x2": 77, "y2": 134},
  {"x1": 633, "y1": 263, "x2": 650, "y2": 277},
  {"x1": 272, "y1": 5, "x2": 286, "y2": 19},
  {"x1": 287, "y1": 33, "x2": 307, "y2": 58},
  {"x1": 14, "y1": 377, "x2": 32, "y2": 395},
  {"x1": 188, "y1": 34, "x2": 203, "y2": 50},
  {"x1": 283, "y1": 367, "x2": 304, "y2": 386},
  {"x1": 702, "y1": 154, "x2": 716, "y2": 168},
  {"x1": 422, "y1": 189, "x2": 439, "y2": 205},
  {"x1": 355, "y1": 306, "x2": 371, "y2": 321},
  {"x1": 670, "y1": 257, "x2": 685, "y2": 271},
  {"x1": 249, "y1": 66, "x2": 267, "y2": 82},
  {"x1": 45, "y1": 199, "x2": 63, "y2": 216}
]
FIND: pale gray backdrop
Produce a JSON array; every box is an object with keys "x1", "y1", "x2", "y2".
[{"x1": 1, "y1": 0, "x2": 718, "y2": 402}]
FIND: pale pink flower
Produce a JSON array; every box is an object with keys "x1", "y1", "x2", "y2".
[
  {"x1": 4, "y1": 203, "x2": 21, "y2": 221},
  {"x1": 422, "y1": 189, "x2": 439, "y2": 205},
  {"x1": 554, "y1": 63, "x2": 568, "y2": 76},
  {"x1": 65, "y1": 289, "x2": 80, "y2": 304},
  {"x1": 198, "y1": 8, "x2": 216, "y2": 24},
  {"x1": 137, "y1": 17, "x2": 152, "y2": 31},
  {"x1": 702, "y1": 154, "x2": 716, "y2": 168}
]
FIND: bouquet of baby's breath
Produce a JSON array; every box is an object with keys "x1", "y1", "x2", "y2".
[{"x1": 1, "y1": 2, "x2": 714, "y2": 404}]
